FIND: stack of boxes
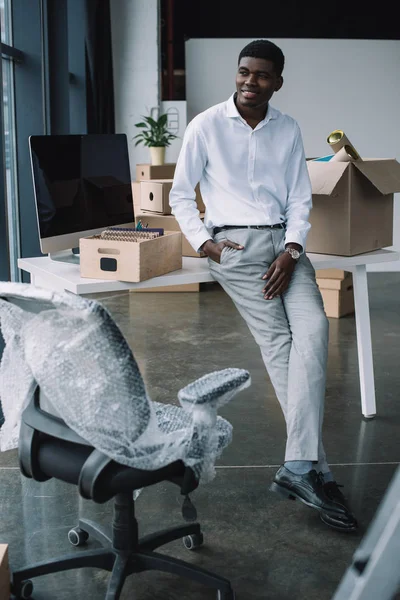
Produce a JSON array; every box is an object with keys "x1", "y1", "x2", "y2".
[
  {"x1": 131, "y1": 163, "x2": 208, "y2": 293},
  {"x1": 315, "y1": 269, "x2": 354, "y2": 319},
  {"x1": 80, "y1": 161, "x2": 184, "y2": 283}
]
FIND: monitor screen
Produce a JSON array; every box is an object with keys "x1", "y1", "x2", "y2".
[{"x1": 29, "y1": 134, "x2": 134, "y2": 255}]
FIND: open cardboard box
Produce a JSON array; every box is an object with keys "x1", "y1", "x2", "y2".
[
  {"x1": 307, "y1": 158, "x2": 400, "y2": 255},
  {"x1": 135, "y1": 211, "x2": 207, "y2": 258}
]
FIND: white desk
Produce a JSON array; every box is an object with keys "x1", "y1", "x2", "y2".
[{"x1": 18, "y1": 249, "x2": 400, "y2": 419}]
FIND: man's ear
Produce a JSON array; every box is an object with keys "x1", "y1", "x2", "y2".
[{"x1": 275, "y1": 76, "x2": 283, "y2": 92}]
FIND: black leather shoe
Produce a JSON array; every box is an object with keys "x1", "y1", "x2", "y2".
[
  {"x1": 270, "y1": 466, "x2": 350, "y2": 520},
  {"x1": 320, "y1": 481, "x2": 358, "y2": 532}
]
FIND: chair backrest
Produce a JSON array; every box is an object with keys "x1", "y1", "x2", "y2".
[{"x1": 0, "y1": 282, "x2": 152, "y2": 456}]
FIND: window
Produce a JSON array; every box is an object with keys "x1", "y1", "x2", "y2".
[{"x1": 1, "y1": 0, "x2": 21, "y2": 281}]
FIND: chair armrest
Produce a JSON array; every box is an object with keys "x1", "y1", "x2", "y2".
[
  {"x1": 22, "y1": 387, "x2": 91, "y2": 447},
  {"x1": 78, "y1": 448, "x2": 114, "y2": 501},
  {"x1": 178, "y1": 368, "x2": 250, "y2": 412}
]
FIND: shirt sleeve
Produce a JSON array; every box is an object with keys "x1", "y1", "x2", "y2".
[
  {"x1": 284, "y1": 124, "x2": 312, "y2": 251},
  {"x1": 169, "y1": 120, "x2": 212, "y2": 252}
]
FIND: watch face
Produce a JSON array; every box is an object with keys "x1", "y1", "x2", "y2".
[{"x1": 287, "y1": 248, "x2": 300, "y2": 260}]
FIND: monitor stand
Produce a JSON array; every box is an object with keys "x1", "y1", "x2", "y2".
[{"x1": 48, "y1": 249, "x2": 80, "y2": 265}]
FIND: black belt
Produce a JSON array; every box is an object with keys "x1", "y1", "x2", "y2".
[{"x1": 213, "y1": 224, "x2": 285, "y2": 235}]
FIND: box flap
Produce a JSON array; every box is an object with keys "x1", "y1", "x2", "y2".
[
  {"x1": 353, "y1": 159, "x2": 400, "y2": 194},
  {"x1": 306, "y1": 162, "x2": 348, "y2": 195}
]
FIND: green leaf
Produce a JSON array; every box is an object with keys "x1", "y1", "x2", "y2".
[
  {"x1": 158, "y1": 113, "x2": 168, "y2": 127},
  {"x1": 134, "y1": 122, "x2": 147, "y2": 128},
  {"x1": 146, "y1": 116, "x2": 159, "y2": 128}
]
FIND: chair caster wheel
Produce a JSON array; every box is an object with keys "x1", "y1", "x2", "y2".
[
  {"x1": 217, "y1": 590, "x2": 235, "y2": 600},
  {"x1": 12, "y1": 579, "x2": 34, "y2": 599},
  {"x1": 183, "y1": 532, "x2": 204, "y2": 550},
  {"x1": 68, "y1": 527, "x2": 89, "y2": 547}
]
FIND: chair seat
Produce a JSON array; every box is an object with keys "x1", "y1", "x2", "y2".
[{"x1": 37, "y1": 436, "x2": 190, "y2": 497}]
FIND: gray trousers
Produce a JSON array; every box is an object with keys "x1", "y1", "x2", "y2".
[{"x1": 208, "y1": 227, "x2": 330, "y2": 472}]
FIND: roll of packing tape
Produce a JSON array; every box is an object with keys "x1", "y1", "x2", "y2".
[
  {"x1": 327, "y1": 130, "x2": 361, "y2": 160},
  {"x1": 330, "y1": 145, "x2": 358, "y2": 162}
]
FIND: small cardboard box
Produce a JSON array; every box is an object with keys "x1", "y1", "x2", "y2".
[
  {"x1": 315, "y1": 268, "x2": 348, "y2": 279},
  {"x1": 135, "y1": 211, "x2": 206, "y2": 257},
  {"x1": 317, "y1": 274, "x2": 354, "y2": 318},
  {"x1": 131, "y1": 181, "x2": 141, "y2": 214},
  {"x1": 80, "y1": 230, "x2": 182, "y2": 283},
  {"x1": 0, "y1": 544, "x2": 10, "y2": 600},
  {"x1": 140, "y1": 180, "x2": 205, "y2": 215},
  {"x1": 317, "y1": 272, "x2": 352, "y2": 290},
  {"x1": 136, "y1": 163, "x2": 176, "y2": 181},
  {"x1": 140, "y1": 180, "x2": 173, "y2": 214},
  {"x1": 306, "y1": 159, "x2": 400, "y2": 256}
]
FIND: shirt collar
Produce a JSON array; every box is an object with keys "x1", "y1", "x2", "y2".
[{"x1": 225, "y1": 93, "x2": 279, "y2": 125}]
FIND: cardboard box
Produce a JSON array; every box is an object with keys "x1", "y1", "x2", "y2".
[
  {"x1": 135, "y1": 212, "x2": 206, "y2": 257},
  {"x1": 306, "y1": 159, "x2": 400, "y2": 256},
  {"x1": 80, "y1": 230, "x2": 182, "y2": 283},
  {"x1": 140, "y1": 180, "x2": 205, "y2": 215},
  {"x1": 136, "y1": 163, "x2": 176, "y2": 181},
  {"x1": 317, "y1": 272, "x2": 352, "y2": 291},
  {"x1": 317, "y1": 274, "x2": 354, "y2": 318},
  {"x1": 140, "y1": 180, "x2": 173, "y2": 214},
  {"x1": 315, "y1": 269, "x2": 348, "y2": 279},
  {"x1": 0, "y1": 544, "x2": 10, "y2": 600},
  {"x1": 131, "y1": 181, "x2": 141, "y2": 208}
]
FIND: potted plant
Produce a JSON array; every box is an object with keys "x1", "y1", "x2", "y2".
[{"x1": 133, "y1": 113, "x2": 178, "y2": 166}]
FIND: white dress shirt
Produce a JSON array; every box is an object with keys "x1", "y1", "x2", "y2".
[{"x1": 169, "y1": 94, "x2": 312, "y2": 252}]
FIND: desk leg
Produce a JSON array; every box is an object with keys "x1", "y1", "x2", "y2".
[
  {"x1": 29, "y1": 274, "x2": 62, "y2": 292},
  {"x1": 353, "y1": 264, "x2": 376, "y2": 418}
]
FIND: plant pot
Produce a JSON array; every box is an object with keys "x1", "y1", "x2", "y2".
[{"x1": 150, "y1": 146, "x2": 166, "y2": 166}]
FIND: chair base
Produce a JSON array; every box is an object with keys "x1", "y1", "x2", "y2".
[{"x1": 11, "y1": 493, "x2": 234, "y2": 600}]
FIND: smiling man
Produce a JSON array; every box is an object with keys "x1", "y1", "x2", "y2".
[{"x1": 170, "y1": 40, "x2": 357, "y2": 532}]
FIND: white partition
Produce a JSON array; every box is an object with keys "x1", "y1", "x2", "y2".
[{"x1": 185, "y1": 38, "x2": 400, "y2": 270}]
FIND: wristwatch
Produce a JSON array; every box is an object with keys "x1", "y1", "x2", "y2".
[{"x1": 285, "y1": 247, "x2": 301, "y2": 261}]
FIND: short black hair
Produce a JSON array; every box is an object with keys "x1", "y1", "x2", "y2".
[{"x1": 238, "y1": 40, "x2": 285, "y2": 76}]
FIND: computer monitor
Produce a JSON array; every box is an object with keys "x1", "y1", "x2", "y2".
[{"x1": 29, "y1": 134, "x2": 135, "y2": 263}]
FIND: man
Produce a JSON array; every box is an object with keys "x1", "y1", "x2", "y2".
[{"x1": 170, "y1": 39, "x2": 357, "y2": 531}]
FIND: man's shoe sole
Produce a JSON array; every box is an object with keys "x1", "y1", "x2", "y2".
[{"x1": 320, "y1": 512, "x2": 358, "y2": 532}]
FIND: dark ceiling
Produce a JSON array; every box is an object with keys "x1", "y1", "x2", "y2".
[{"x1": 161, "y1": 0, "x2": 400, "y2": 71}]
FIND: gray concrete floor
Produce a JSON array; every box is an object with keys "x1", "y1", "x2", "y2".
[{"x1": 1, "y1": 273, "x2": 399, "y2": 599}]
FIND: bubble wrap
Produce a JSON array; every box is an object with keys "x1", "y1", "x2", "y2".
[{"x1": 0, "y1": 283, "x2": 250, "y2": 483}]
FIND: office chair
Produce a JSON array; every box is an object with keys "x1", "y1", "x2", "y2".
[{"x1": 0, "y1": 282, "x2": 250, "y2": 599}]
